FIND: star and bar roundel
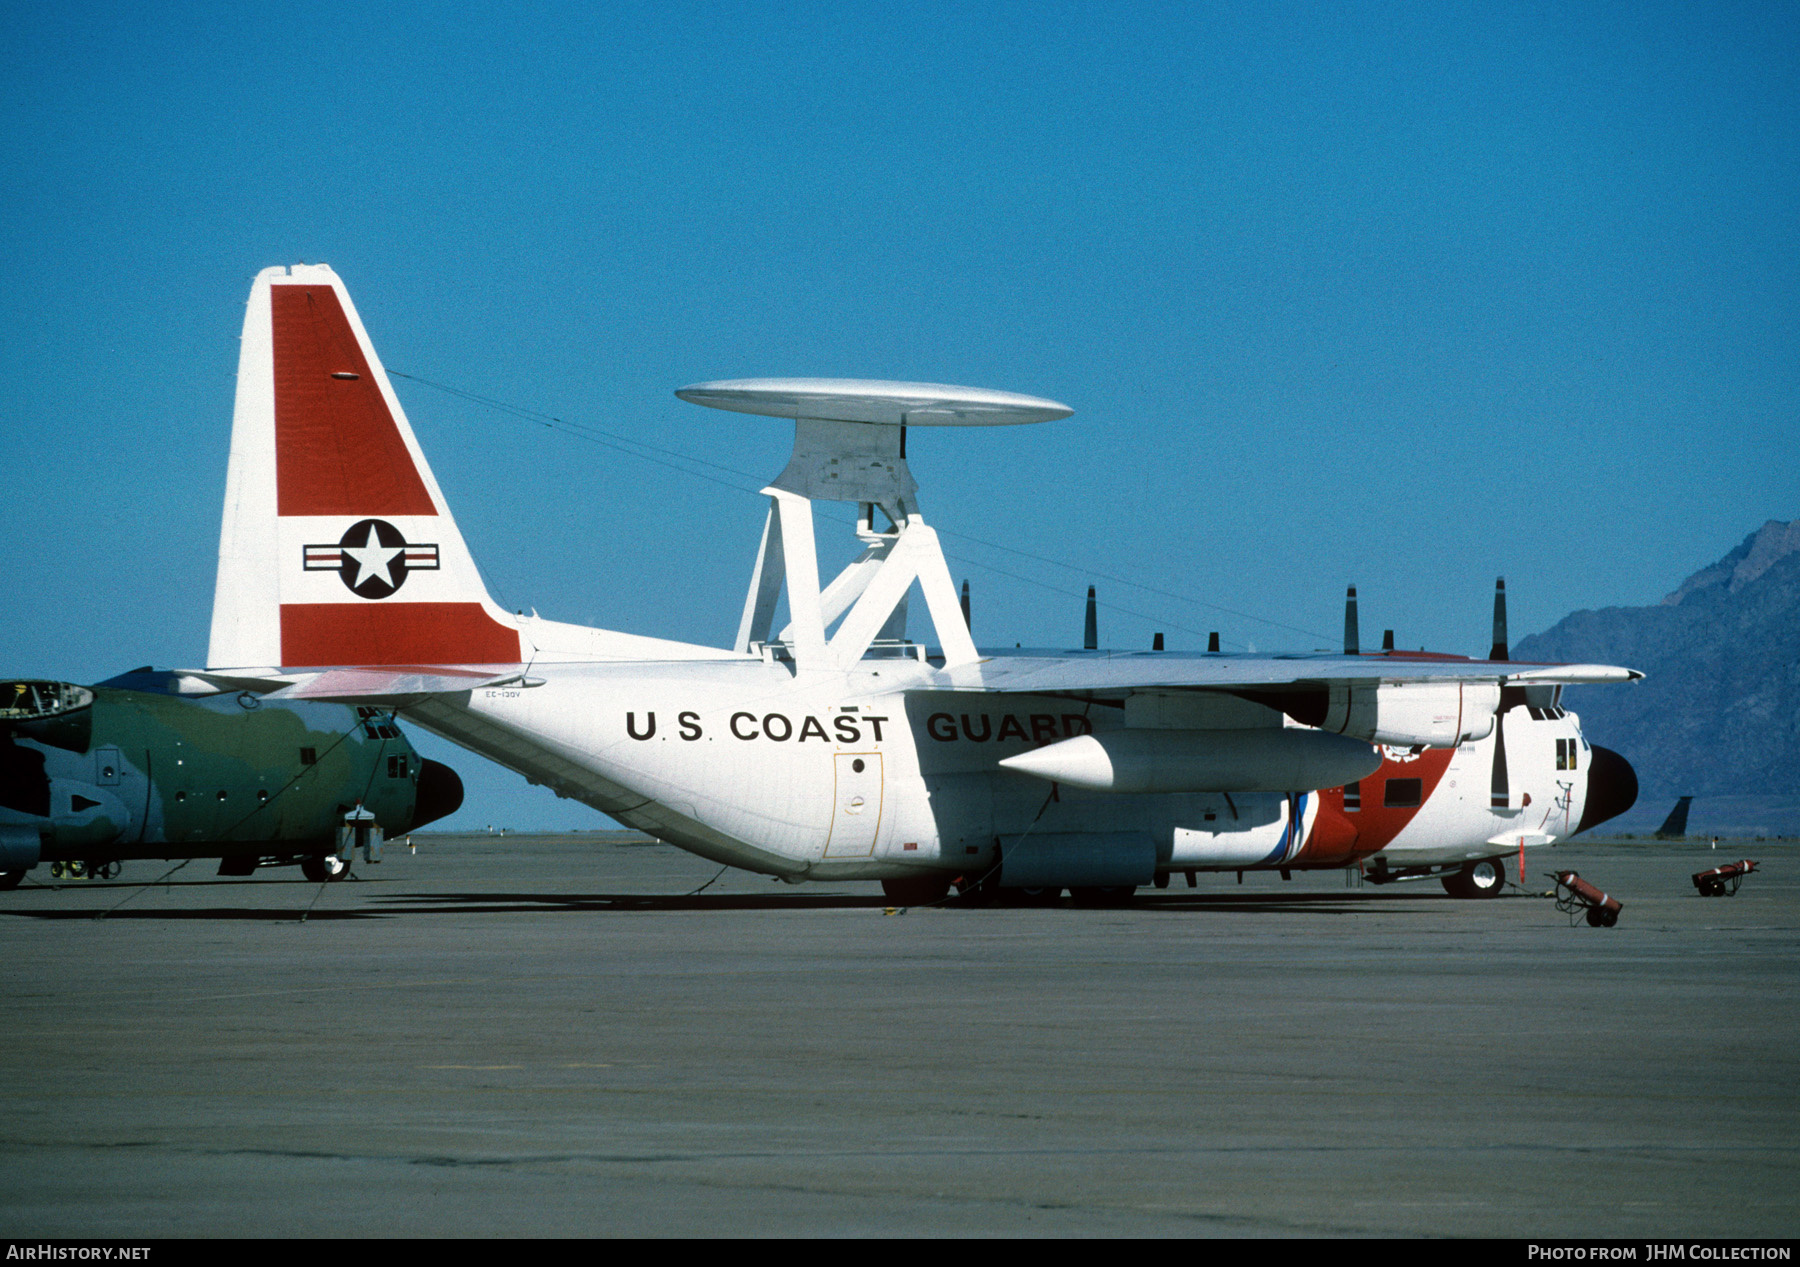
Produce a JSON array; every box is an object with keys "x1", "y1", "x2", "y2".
[{"x1": 304, "y1": 519, "x2": 440, "y2": 599}]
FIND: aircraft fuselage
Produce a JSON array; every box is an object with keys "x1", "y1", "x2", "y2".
[{"x1": 401, "y1": 654, "x2": 1604, "y2": 884}]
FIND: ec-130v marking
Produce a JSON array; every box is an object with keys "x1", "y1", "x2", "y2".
[{"x1": 192, "y1": 264, "x2": 1641, "y2": 903}]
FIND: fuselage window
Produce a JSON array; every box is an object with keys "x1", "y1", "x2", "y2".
[
  {"x1": 1344, "y1": 780, "x2": 1361, "y2": 811},
  {"x1": 1384, "y1": 778, "x2": 1422, "y2": 808}
]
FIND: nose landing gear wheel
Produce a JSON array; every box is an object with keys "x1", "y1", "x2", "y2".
[
  {"x1": 1442, "y1": 857, "x2": 1507, "y2": 899},
  {"x1": 301, "y1": 854, "x2": 350, "y2": 882}
]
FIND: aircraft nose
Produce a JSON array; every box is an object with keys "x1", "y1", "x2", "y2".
[
  {"x1": 407, "y1": 759, "x2": 464, "y2": 830},
  {"x1": 1575, "y1": 746, "x2": 1638, "y2": 835}
]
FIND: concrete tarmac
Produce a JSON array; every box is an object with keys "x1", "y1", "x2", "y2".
[{"x1": 0, "y1": 834, "x2": 1795, "y2": 1238}]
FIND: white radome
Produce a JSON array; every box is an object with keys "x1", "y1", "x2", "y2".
[{"x1": 674, "y1": 378, "x2": 1073, "y2": 426}]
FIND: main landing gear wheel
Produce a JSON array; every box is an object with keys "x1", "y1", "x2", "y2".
[
  {"x1": 881, "y1": 876, "x2": 951, "y2": 905},
  {"x1": 0, "y1": 870, "x2": 23, "y2": 891},
  {"x1": 990, "y1": 886, "x2": 1062, "y2": 907},
  {"x1": 301, "y1": 854, "x2": 350, "y2": 883},
  {"x1": 953, "y1": 871, "x2": 1001, "y2": 906},
  {"x1": 1442, "y1": 857, "x2": 1507, "y2": 899},
  {"x1": 1069, "y1": 886, "x2": 1137, "y2": 907}
]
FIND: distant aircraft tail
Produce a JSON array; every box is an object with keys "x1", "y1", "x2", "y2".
[
  {"x1": 207, "y1": 265, "x2": 525, "y2": 670},
  {"x1": 1655, "y1": 796, "x2": 1694, "y2": 839}
]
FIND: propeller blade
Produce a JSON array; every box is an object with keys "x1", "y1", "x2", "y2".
[
  {"x1": 1490, "y1": 710, "x2": 1510, "y2": 809},
  {"x1": 1490, "y1": 576, "x2": 1509, "y2": 661}
]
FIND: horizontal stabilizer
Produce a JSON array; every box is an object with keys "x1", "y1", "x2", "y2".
[
  {"x1": 177, "y1": 664, "x2": 528, "y2": 702},
  {"x1": 270, "y1": 666, "x2": 533, "y2": 700}
]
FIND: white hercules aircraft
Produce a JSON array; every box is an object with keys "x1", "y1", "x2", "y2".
[{"x1": 194, "y1": 264, "x2": 1642, "y2": 904}]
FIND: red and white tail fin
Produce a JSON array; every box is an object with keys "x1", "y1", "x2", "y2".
[{"x1": 208, "y1": 265, "x2": 524, "y2": 669}]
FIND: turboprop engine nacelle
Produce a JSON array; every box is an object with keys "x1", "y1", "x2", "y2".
[
  {"x1": 1320, "y1": 681, "x2": 1500, "y2": 749},
  {"x1": 997, "y1": 727, "x2": 1382, "y2": 794}
]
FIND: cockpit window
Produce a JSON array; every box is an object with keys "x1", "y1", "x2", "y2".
[
  {"x1": 356, "y1": 706, "x2": 401, "y2": 740},
  {"x1": 0, "y1": 681, "x2": 93, "y2": 721}
]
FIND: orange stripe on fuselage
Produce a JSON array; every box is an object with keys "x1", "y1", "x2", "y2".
[
  {"x1": 280, "y1": 603, "x2": 521, "y2": 666},
  {"x1": 1308, "y1": 747, "x2": 1456, "y2": 863},
  {"x1": 272, "y1": 285, "x2": 437, "y2": 518}
]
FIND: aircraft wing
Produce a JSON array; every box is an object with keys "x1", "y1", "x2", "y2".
[
  {"x1": 187, "y1": 651, "x2": 1641, "y2": 704},
  {"x1": 934, "y1": 650, "x2": 1643, "y2": 694},
  {"x1": 927, "y1": 649, "x2": 1640, "y2": 754}
]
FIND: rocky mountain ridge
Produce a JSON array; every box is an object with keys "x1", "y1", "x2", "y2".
[{"x1": 1513, "y1": 519, "x2": 1800, "y2": 805}]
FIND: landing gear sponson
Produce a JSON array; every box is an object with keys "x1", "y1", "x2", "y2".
[{"x1": 1364, "y1": 857, "x2": 1509, "y2": 899}]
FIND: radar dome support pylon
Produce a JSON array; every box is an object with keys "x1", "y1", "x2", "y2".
[{"x1": 675, "y1": 378, "x2": 1071, "y2": 672}]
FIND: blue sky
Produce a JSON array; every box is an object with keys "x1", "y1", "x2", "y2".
[{"x1": 3, "y1": 2, "x2": 1795, "y2": 828}]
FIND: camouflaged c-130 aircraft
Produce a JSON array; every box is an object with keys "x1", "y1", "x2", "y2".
[{"x1": 0, "y1": 669, "x2": 463, "y2": 888}]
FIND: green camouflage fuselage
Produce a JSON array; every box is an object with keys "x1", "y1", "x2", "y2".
[{"x1": 1, "y1": 674, "x2": 441, "y2": 865}]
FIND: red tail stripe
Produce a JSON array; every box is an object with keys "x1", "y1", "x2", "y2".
[
  {"x1": 280, "y1": 603, "x2": 520, "y2": 667},
  {"x1": 272, "y1": 285, "x2": 437, "y2": 518}
]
